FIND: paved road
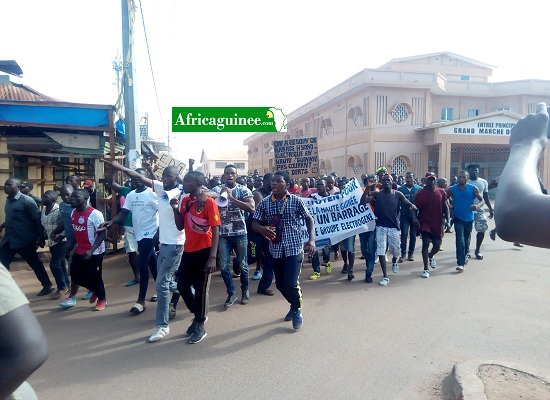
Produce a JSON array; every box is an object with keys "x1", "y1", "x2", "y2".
[{"x1": 11, "y1": 221, "x2": 550, "y2": 399}]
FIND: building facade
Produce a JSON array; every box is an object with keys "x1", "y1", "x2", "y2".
[
  {"x1": 244, "y1": 52, "x2": 550, "y2": 186},
  {"x1": 200, "y1": 148, "x2": 248, "y2": 179}
]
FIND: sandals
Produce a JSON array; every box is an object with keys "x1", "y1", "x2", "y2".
[{"x1": 130, "y1": 303, "x2": 146, "y2": 314}]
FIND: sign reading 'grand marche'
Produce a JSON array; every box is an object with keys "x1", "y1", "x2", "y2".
[
  {"x1": 439, "y1": 116, "x2": 518, "y2": 136},
  {"x1": 274, "y1": 137, "x2": 319, "y2": 178},
  {"x1": 172, "y1": 107, "x2": 287, "y2": 133}
]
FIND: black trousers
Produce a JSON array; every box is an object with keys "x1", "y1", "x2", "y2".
[
  {"x1": 0, "y1": 242, "x2": 52, "y2": 288},
  {"x1": 177, "y1": 247, "x2": 212, "y2": 323},
  {"x1": 71, "y1": 253, "x2": 106, "y2": 300}
]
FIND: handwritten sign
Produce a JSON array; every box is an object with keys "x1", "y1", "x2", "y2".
[
  {"x1": 155, "y1": 153, "x2": 187, "y2": 178},
  {"x1": 274, "y1": 137, "x2": 319, "y2": 178},
  {"x1": 299, "y1": 178, "x2": 376, "y2": 246}
]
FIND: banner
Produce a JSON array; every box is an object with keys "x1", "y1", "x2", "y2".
[
  {"x1": 274, "y1": 137, "x2": 319, "y2": 178},
  {"x1": 298, "y1": 178, "x2": 376, "y2": 246}
]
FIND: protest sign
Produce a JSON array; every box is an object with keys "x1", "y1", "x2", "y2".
[
  {"x1": 300, "y1": 178, "x2": 376, "y2": 246},
  {"x1": 274, "y1": 137, "x2": 319, "y2": 179},
  {"x1": 154, "y1": 153, "x2": 187, "y2": 179}
]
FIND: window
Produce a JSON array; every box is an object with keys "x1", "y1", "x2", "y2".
[
  {"x1": 460, "y1": 75, "x2": 471, "y2": 81},
  {"x1": 468, "y1": 109, "x2": 479, "y2": 117},
  {"x1": 390, "y1": 104, "x2": 410, "y2": 123},
  {"x1": 391, "y1": 156, "x2": 408, "y2": 175},
  {"x1": 215, "y1": 161, "x2": 226, "y2": 169},
  {"x1": 441, "y1": 108, "x2": 453, "y2": 121},
  {"x1": 496, "y1": 107, "x2": 512, "y2": 111},
  {"x1": 235, "y1": 163, "x2": 245, "y2": 170}
]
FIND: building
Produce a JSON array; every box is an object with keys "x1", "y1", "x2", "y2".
[
  {"x1": 200, "y1": 148, "x2": 248, "y2": 179},
  {"x1": 244, "y1": 52, "x2": 550, "y2": 186},
  {"x1": 0, "y1": 62, "x2": 122, "y2": 228}
]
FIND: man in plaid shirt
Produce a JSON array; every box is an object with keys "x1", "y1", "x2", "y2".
[{"x1": 252, "y1": 171, "x2": 316, "y2": 330}]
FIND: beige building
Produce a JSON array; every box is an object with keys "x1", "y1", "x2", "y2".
[
  {"x1": 244, "y1": 52, "x2": 550, "y2": 186},
  {"x1": 200, "y1": 148, "x2": 248, "y2": 179}
]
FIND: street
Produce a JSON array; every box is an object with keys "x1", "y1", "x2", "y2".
[{"x1": 12, "y1": 221, "x2": 550, "y2": 400}]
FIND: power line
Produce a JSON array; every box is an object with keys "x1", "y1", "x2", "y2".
[{"x1": 138, "y1": 0, "x2": 166, "y2": 137}]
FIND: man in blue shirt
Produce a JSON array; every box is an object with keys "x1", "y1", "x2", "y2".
[{"x1": 446, "y1": 171, "x2": 484, "y2": 272}]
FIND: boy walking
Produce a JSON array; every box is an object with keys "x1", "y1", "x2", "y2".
[
  {"x1": 59, "y1": 189, "x2": 107, "y2": 311},
  {"x1": 172, "y1": 171, "x2": 220, "y2": 343}
]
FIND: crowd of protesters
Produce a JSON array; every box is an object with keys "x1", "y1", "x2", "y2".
[{"x1": 0, "y1": 160, "x2": 501, "y2": 345}]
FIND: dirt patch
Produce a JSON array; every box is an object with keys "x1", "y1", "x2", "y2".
[{"x1": 479, "y1": 364, "x2": 550, "y2": 400}]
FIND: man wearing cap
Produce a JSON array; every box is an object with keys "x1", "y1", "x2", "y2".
[
  {"x1": 375, "y1": 167, "x2": 398, "y2": 190},
  {"x1": 83, "y1": 180, "x2": 97, "y2": 208},
  {"x1": 446, "y1": 171, "x2": 484, "y2": 272},
  {"x1": 21, "y1": 182, "x2": 42, "y2": 207},
  {"x1": 413, "y1": 173, "x2": 449, "y2": 278},
  {"x1": 360, "y1": 174, "x2": 417, "y2": 286}
]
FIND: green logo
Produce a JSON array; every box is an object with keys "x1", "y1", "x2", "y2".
[{"x1": 172, "y1": 107, "x2": 287, "y2": 133}]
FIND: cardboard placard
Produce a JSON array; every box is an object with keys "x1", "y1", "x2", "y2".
[
  {"x1": 273, "y1": 137, "x2": 319, "y2": 178},
  {"x1": 155, "y1": 153, "x2": 187, "y2": 178}
]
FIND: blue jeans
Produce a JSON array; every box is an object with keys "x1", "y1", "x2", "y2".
[
  {"x1": 359, "y1": 231, "x2": 376, "y2": 275},
  {"x1": 49, "y1": 242, "x2": 70, "y2": 290},
  {"x1": 311, "y1": 245, "x2": 331, "y2": 273},
  {"x1": 218, "y1": 235, "x2": 249, "y2": 294},
  {"x1": 137, "y1": 238, "x2": 158, "y2": 303},
  {"x1": 453, "y1": 218, "x2": 473, "y2": 266},
  {"x1": 155, "y1": 244, "x2": 183, "y2": 327},
  {"x1": 271, "y1": 252, "x2": 303, "y2": 311},
  {"x1": 400, "y1": 215, "x2": 418, "y2": 256}
]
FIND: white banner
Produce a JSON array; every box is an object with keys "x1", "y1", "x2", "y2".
[{"x1": 299, "y1": 178, "x2": 376, "y2": 245}]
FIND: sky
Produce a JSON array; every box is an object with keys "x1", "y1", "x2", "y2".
[{"x1": 2, "y1": 0, "x2": 550, "y2": 166}]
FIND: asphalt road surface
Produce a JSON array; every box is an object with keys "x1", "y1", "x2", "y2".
[{"x1": 11, "y1": 221, "x2": 550, "y2": 400}]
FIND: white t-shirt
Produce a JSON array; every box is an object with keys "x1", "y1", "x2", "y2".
[
  {"x1": 467, "y1": 177, "x2": 488, "y2": 207},
  {"x1": 123, "y1": 188, "x2": 159, "y2": 241},
  {"x1": 152, "y1": 180, "x2": 185, "y2": 245}
]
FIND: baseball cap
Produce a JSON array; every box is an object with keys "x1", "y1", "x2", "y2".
[
  {"x1": 21, "y1": 181, "x2": 34, "y2": 190},
  {"x1": 425, "y1": 172, "x2": 437, "y2": 180},
  {"x1": 83, "y1": 179, "x2": 93, "y2": 188}
]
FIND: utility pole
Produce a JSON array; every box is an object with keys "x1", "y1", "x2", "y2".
[{"x1": 121, "y1": 0, "x2": 141, "y2": 169}]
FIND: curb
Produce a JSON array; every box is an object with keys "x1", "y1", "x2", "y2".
[{"x1": 451, "y1": 359, "x2": 550, "y2": 400}]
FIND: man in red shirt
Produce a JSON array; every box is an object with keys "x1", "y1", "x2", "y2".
[
  {"x1": 172, "y1": 171, "x2": 220, "y2": 344},
  {"x1": 299, "y1": 177, "x2": 317, "y2": 198},
  {"x1": 413, "y1": 173, "x2": 449, "y2": 278}
]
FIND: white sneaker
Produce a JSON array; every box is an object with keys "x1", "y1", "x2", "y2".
[
  {"x1": 148, "y1": 325, "x2": 170, "y2": 343},
  {"x1": 392, "y1": 262, "x2": 399, "y2": 273},
  {"x1": 422, "y1": 270, "x2": 429, "y2": 279},
  {"x1": 379, "y1": 277, "x2": 389, "y2": 286},
  {"x1": 429, "y1": 258, "x2": 437, "y2": 269},
  {"x1": 456, "y1": 265, "x2": 465, "y2": 272}
]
